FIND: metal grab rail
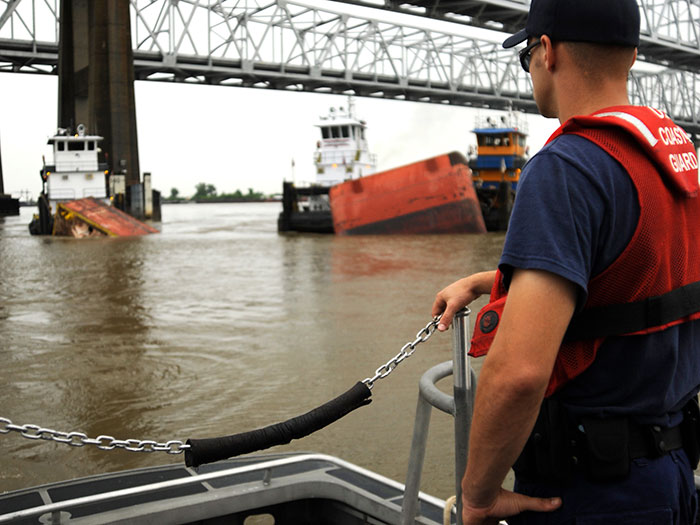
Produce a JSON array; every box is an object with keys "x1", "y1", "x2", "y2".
[{"x1": 401, "y1": 309, "x2": 476, "y2": 525}]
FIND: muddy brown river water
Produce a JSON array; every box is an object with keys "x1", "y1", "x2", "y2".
[{"x1": 0, "y1": 202, "x2": 504, "y2": 500}]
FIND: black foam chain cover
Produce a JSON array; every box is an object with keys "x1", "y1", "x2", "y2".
[{"x1": 185, "y1": 382, "x2": 372, "y2": 468}]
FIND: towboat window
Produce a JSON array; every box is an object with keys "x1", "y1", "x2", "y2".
[
  {"x1": 341, "y1": 126, "x2": 349, "y2": 138},
  {"x1": 331, "y1": 127, "x2": 340, "y2": 138},
  {"x1": 321, "y1": 127, "x2": 330, "y2": 139},
  {"x1": 518, "y1": 135, "x2": 527, "y2": 146},
  {"x1": 87, "y1": 141, "x2": 95, "y2": 151},
  {"x1": 57, "y1": 142, "x2": 65, "y2": 151},
  {"x1": 68, "y1": 141, "x2": 84, "y2": 151},
  {"x1": 480, "y1": 133, "x2": 511, "y2": 147}
]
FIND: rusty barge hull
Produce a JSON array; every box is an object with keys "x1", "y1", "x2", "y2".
[
  {"x1": 329, "y1": 152, "x2": 486, "y2": 235},
  {"x1": 331, "y1": 200, "x2": 483, "y2": 235},
  {"x1": 53, "y1": 197, "x2": 159, "y2": 237}
]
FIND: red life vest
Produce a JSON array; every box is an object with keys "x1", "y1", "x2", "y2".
[{"x1": 470, "y1": 106, "x2": 700, "y2": 397}]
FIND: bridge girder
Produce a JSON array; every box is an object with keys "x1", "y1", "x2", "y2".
[
  {"x1": 1, "y1": 0, "x2": 699, "y2": 134},
  {"x1": 333, "y1": 0, "x2": 700, "y2": 71}
]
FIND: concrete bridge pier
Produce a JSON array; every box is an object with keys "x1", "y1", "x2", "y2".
[{"x1": 58, "y1": 0, "x2": 151, "y2": 218}]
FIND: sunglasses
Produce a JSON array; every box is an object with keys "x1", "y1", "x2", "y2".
[{"x1": 519, "y1": 39, "x2": 542, "y2": 73}]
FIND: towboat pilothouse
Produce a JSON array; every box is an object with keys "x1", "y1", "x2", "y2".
[{"x1": 278, "y1": 98, "x2": 377, "y2": 233}]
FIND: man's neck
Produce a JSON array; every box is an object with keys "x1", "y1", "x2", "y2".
[{"x1": 556, "y1": 77, "x2": 631, "y2": 124}]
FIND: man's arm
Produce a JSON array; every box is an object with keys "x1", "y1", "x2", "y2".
[{"x1": 459, "y1": 268, "x2": 577, "y2": 524}]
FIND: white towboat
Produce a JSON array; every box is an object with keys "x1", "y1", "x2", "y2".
[
  {"x1": 28, "y1": 124, "x2": 160, "y2": 236},
  {"x1": 28, "y1": 125, "x2": 112, "y2": 235},
  {"x1": 277, "y1": 97, "x2": 378, "y2": 233}
]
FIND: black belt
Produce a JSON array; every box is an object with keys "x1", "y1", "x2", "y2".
[
  {"x1": 513, "y1": 396, "x2": 694, "y2": 485},
  {"x1": 628, "y1": 422, "x2": 684, "y2": 459}
]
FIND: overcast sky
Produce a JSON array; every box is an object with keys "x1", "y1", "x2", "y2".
[{"x1": 0, "y1": 71, "x2": 559, "y2": 200}]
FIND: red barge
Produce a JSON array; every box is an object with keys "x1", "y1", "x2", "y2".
[
  {"x1": 278, "y1": 100, "x2": 526, "y2": 235},
  {"x1": 330, "y1": 152, "x2": 485, "y2": 235}
]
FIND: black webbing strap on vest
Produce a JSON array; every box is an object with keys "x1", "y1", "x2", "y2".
[
  {"x1": 564, "y1": 280, "x2": 700, "y2": 341},
  {"x1": 185, "y1": 381, "x2": 372, "y2": 468}
]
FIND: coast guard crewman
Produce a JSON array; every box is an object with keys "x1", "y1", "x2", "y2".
[{"x1": 432, "y1": 0, "x2": 700, "y2": 523}]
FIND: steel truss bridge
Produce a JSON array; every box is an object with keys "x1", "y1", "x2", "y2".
[{"x1": 2, "y1": 0, "x2": 700, "y2": 133}]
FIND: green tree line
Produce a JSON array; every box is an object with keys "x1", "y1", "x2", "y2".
[{"x1": 164, "y1": 183, "x2": 271, "y2": 202}]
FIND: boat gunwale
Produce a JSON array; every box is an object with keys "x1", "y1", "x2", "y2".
[{"x1": 0, "y1": 452, "x2": 448, "y2": 523}]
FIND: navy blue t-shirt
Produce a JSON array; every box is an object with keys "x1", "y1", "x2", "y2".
[{"x1": 500, "y1": 133, "x2": 700, "y2": 426}]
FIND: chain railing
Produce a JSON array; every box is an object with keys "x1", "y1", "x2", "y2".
[
  {"x1": 362, "y1": 316, "x2": 441, "y2": 389},
  {"x1": 0, "y1": 418, "x2": 190, "y2": 454}
]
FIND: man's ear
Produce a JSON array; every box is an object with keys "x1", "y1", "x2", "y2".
[{"x1": 540, "y1": 35, "x2": 556, "y2": 71}]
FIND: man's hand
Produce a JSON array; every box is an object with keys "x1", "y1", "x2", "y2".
[
  {"x1": 432, "y1": 271, "x2": 496, "y2": 331},
  {"x1": 462, "y1": 488, "x2": 562, "y2": 525}
]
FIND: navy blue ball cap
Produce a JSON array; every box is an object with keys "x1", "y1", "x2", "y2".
[{"x1": 503, "y1": 0, "x2": 641, "y2": 49}]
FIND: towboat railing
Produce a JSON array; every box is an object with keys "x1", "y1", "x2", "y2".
[
  {"x1": 401, "y1": 308, "x2": 476, "y2": 525},
  {"x1": 315, "y1": 149, "x2": 378, "y2": 167}
]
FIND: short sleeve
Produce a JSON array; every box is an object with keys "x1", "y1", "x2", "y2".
[{"x1": 498, "y1": 134, "x2": 639, "y2": 307}]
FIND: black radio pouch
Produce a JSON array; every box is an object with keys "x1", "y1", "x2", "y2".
[
  {"x1": 579, "y1": 416, "x2": 630, "y2": 483},
  {"x1": 680, "y1": 396, "x2": 700, "y2": 469}
]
